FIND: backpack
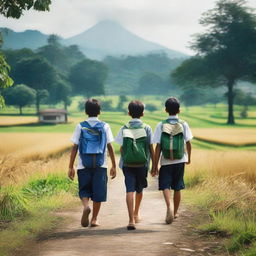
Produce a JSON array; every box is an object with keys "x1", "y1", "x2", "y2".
[
  {"x1": 160, "y1": 119, "x2": 185, "y2": 160},
  {"x1": 79, "y1": 121, "x2": 106, "y2": 168},
  {"x1": 122, "y1": 123, "x2": 148, "y2": 166}
]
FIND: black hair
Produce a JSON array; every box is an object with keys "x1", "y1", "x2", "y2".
[
  {"x1": 165, "y1": 97, "x2": 180, "y2": 115},
  {"x1": 128, "y1": 100, "x2": 144, "y2": 118},
  {"x1": 85, "y1": 99, "x2": 101, "y2": 117}
]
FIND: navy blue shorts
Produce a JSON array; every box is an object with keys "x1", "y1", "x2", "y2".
[
  {"x1": 122, "y1": 166, "x2": 148, "y2": 193},
  {"x1": 77, "y1": 167, "x2": 108, "y2": 202},
  {"x1": 159, "y1": 163, "x2": 185, "y2": 191}
]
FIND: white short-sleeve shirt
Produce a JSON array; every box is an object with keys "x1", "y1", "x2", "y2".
[
  {"x1": 71, "y1": 117, "x2": 114, "y2": 169},
  {"x1": 153, "y1": 115, "x2": 193, "y2": 165}
]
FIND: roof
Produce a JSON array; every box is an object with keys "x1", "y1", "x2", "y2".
[{"x1": 39, "y1": 109, "x2": 68, "y2": 114}]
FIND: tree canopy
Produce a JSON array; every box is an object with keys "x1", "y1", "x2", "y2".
[{"x1": 172, "y1": 0, "x2": 256, "y2": 124}]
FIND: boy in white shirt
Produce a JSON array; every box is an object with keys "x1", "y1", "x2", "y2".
[
  {"x1": 152, "y1": 97, "x2": 192, "y2": 224},
  {"x1": 68, "y1": 99, "x2": 116, "y2": 227}
]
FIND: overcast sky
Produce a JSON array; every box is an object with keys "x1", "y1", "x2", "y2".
[{"x1": 0, "y1": 0, "x2": 255, "y2": 54}]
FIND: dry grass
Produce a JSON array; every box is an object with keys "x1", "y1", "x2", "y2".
[
  {"x1": 0, "y1": 116, "x2": 38, "y2": 125},
  {"x1": 187, "y1": 149, "x2": 256, "y2": 187},
  {"x1": 193, "y1": 128, "x2": 256, "y2": 146},
  {"x1": 0, "y1": 133, "x2": 71, "y2": 160}
]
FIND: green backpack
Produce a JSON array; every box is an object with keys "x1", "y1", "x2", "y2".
[
  {"x1": 160, "y1": 119, "x2": 185, "y2": 160},
  {"x1": 122, "y1": 123, "x2": 148, "y2": 166}
]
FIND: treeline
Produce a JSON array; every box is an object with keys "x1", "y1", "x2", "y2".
[{"x1": 2, "y1": 35, "x2": 107, "y2": 114}]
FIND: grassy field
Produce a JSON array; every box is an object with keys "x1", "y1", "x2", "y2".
[{"x1": 1, "y1": 101, "x2": 256, "y2": 255}]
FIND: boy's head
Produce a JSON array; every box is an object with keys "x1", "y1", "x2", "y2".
[
  {"x1": 128, "y1": 100, "x2": 144, "y2": 118},
  {"x1": 85, "y1": 99, "x2": 101, "y2": 117},
  {"x1": 165, "y1": 97, "x2": 180, "y2": 115}
]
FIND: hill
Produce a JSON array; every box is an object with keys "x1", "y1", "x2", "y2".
[{"x1": 64, "y1": 20, "x2": 187, "y2": 60}]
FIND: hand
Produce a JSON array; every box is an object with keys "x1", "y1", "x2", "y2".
[
  {"x1": 150, "y1": 167, "x2": 158, "y2": 177},
  {"x1": 68, "y1": 167, "x2": 75, "y2": 180},
  {"x1": 186, "y1": 159, "x2": 191, "y2": 165},
  {"x1": 110, "y1": 166, "x2": 116, "y2": 179}
]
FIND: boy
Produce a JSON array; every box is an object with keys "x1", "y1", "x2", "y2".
[
  {"x1": 115, "y1": 100, "x2": 155, "y2": 230},
  {"x1": 152, "y1": 97, "x2": 192, "y2": 224},
  {"x1": 68, "y1": 99, "x2": 116, "y2": 227}
]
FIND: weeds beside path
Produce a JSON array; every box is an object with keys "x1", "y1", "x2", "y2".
[{"x1": 23, "y1": 176, "x2": 225, "y2": 256}]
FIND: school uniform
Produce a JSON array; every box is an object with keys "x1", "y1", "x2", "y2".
[
  {"x1": 71, "y1": 117, "x2": 114, "y2": 202},
  {"x1": 115, "y1": 118, "x2": 153, "y2": 193},
  {"x1": 153, "y1": 115, "x2": 193, "y2": 191}
]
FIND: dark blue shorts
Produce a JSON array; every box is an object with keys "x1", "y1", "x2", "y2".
[
  {"x1": 77, "y1": 167, "x2": 108, "y2": 202},
  {"x1": 122, "y1": 166, "x2": 148, "y2": 193},
  {"x1": 159, "y1": 163, "x2": 185, "y2": 191}
]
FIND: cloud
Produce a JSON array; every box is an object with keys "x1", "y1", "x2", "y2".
[{"x1": 0, "y1": 0, "x2": 255, "y2": 54}]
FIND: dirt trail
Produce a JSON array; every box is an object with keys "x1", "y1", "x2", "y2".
[{"x1": 25, "y1": 175, "x2": 225, "y2": 256}]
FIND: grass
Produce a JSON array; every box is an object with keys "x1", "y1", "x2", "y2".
[{"x1": 0, "y1": 172, "x2": 78, "y2": 256}]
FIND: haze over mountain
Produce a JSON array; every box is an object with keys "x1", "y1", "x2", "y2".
[{"x1": 1, "y1": 20, "x2": 187, "y2": 60}]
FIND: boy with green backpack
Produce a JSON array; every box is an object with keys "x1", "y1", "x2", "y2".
[
  {"x1": 115, "y1": 100, "x2": 155, "y2": 230},
  {"x1": 152, "y1": 97, "x2": 193, "y2": 224}
]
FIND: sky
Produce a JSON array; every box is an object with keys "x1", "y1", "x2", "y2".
[{"x1": 0, "y1": 0, "x2": 255, "y2": 55}]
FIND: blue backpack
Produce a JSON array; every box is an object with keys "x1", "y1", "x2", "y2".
[{"x1": 79, "y1": 121, "x2": 107, "y2": 168}]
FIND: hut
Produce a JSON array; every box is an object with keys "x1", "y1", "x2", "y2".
[{"x1": 39, "y1": 109, "x2": 68, "y2": 124}]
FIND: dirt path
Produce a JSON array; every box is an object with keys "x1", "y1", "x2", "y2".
[{"x1": 25, "y1": 175, "x2": 225, "y2": 256}]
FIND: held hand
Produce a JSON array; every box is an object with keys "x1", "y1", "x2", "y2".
[
  {"x1": 110, "y1": 166, "x2": 117, "y2": 179},
  {"x1": 68, "y1": 167, "x2": 75, "y2": 180},
  {"x1": 150, "y1": 167, "x2": 159, "y2": 177}
]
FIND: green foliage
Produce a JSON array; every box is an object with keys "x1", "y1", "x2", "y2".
[
  {"x1": 22, "y1": 175, "x2": 77, "y2": 198},
  {"x1": 0, "y1": 186, "x2": 28, "y2": 221},
  {"x1": 145, "y1": 103, "x2": 158, "y2": 112},
  {"x1": 69, "y1": 59, "x2": 107, "y2": 97},
  {"x1": 172, "y1": 0, "x2": 256, "y2": 124},
  {"x1": 4, "y1": 84, "x2": 36, "y2": 114},
  {"x1": 0, "y1": 0, "x2": 51, "y2": 18}
]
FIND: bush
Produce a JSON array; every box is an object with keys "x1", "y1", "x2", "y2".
[{"x1": 145, "y1": 103, "x2": 158, "y2": 112}]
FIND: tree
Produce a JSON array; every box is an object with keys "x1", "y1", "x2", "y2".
[
  {"x1": 4, "y1": 84, "x2": 36, "y2": 114},
  {"x1": 137, "y1": 72, "x2": 167, "y2": 95},
  {"x1": 69, "y1": 59, "x2": 107, "y2": 97},
  {"x1": 13, "y1": 56, "x2": 57, "y2": 114},
  {"x1": 172, "y1": 0, "x2": 256, "y2": 124},
  {"x1": 0, "y1": 0, "x2": 51, "y2": 18},
  {"x1": 0, "y1": 0, "x2": 52, "y2": 108}
]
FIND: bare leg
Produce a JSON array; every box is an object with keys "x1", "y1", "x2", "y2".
[
  {"x1": 126, "y1": 192, "x2": 135, "y2": 225},
  {"x1": 81, "y1": 197, "x2": 91, "y2": 227},
  {"x1": 91, "y1": 201, "x2": 101, "y2": 226},
  {"x1": 174, "y1": 190, "x2": 181, "y2": 217},
  {"x1": 134, "y1": 192, "x2": 143, "y2": 222},
  {"x1": 163, "y1": 189, "x2": 174, "y2": 224}
]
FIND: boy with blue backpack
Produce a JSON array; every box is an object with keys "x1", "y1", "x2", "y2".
[
  {"x1": 68, "y1": 99, "x2": 116, "y2": 228},
  {"x1": 115, "y1": 100, "x2": 155, "y2": 230},
  {"x1": 152, "y1": 97, "x2": 192, "y2": 224}
]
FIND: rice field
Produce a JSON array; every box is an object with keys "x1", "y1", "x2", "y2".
[{"x1": 192, "y1": 128, "x2": 256, "y2": 146}]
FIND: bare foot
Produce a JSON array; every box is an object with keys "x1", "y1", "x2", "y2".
[
  {"x1": 134, "y1": 215, "x2": 141, "y2": 223},
  {"x1": 90, "y1": 219, "x2": 100, "y2": 227},
  {"x1": 174, "y1": 213, "x2": 179, "y2": 219},
  {"x1": 127, "y1": 221, "x2": 136, "y2": 230},
  {"x1": 165, "y1": 207, "x2": 174, "y2": 224},
  {"x1": 81, "y1": 207, "x2": 91, "y2": 227}
]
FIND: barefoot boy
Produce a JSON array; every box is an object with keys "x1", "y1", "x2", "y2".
[
  {"x1": 152, "y1": 97, "x2": 192, "y2": 224},
  {"x1": 115, "y1": 100, "x2": 155, "y2": 230},
  {"x1": 68, "y1": 99, "x2": 116, "y2": 227}
]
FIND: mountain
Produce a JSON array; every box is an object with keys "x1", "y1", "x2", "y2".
[
  {"x1": 0, "y1": 28, "x2": 48, "y2": 50},
  {"x1": 64, "y1": 20, "x2": 187, "y2": 59},
  {"x1": 0, "y1": 21, "x2": 188, "y2": 60}
]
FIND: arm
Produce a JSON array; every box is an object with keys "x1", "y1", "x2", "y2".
[
  {"x1": 68, "y1": 144, "x2": 78, "y2": 180},
  {"x1": 107, "y1": 143, "x2": 117, "y2": 179},
  {"x1": 149, "y1": 144, "x2": 156, "y2": 176},
  {"x1": 186, "y1": 141, "x2": 191, "y2": 164},
  {"x1": 152, "y1": 143, "x2": 161, "y2": 176}
]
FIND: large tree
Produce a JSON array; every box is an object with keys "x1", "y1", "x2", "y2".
[
  {"x1": 0, "y1": 0, "x2": 52, "y2": 108},
  {"x1": 13, "y1": 56, "x2": 57, "y2": 113},
  {"x1": 172, "y1": 0, "x2": 256, "y2": 124},
  {"x1": 4, "y1": 84, "x2": 36, "y2": 114},
  {"x1": 69, "y1": 59, "x2": 107, "y2": 97}
]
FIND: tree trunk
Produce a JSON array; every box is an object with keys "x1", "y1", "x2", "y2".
[
  {"x1": 36, "y1": 91, "x2": 40, "y2": 115},
  {"x1": 227, "y1": 79, "x2": 235, "y2": 125},
  {"x1": 19, "y1": 106, "x2": 22, "y2": 115}
]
